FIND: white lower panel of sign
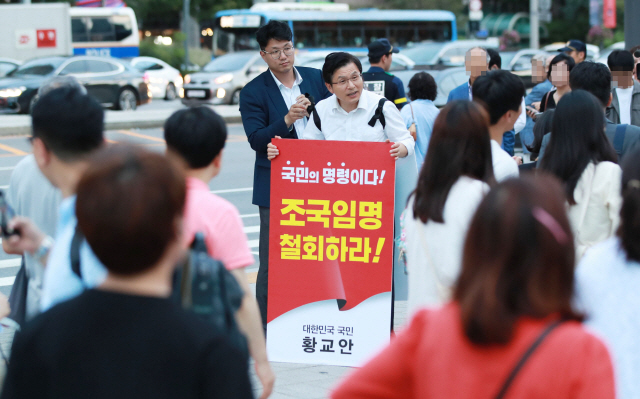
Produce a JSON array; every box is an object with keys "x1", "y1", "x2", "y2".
[{"x1": 266, "y1": 292, "x2": 392, "y2": 367}]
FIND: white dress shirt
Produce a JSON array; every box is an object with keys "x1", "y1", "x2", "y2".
[
  {"x1": 270, "y1": 67, "x2": 306, "y2": 135},
  {"x1": 301, "y1": 89, "x2": 415, "y2": 156},
  {"x1": 615, "y1": 86, "x2": 634, "y2": 125},
  {"x1": 491, "y1": 139, "x2": 519, "y2": 182}
]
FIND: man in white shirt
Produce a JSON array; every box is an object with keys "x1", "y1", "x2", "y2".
[
  {"x1": 268, "y1": 52, "x2": 414, "y2": 159},
  {"x1": 607, "y1": 50, "x2": 640, "y2": 127},
  {"x1": 471, "y1": 70, "x2": 525, "y2": 181}
]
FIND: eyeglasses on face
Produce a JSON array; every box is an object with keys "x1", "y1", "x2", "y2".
[
  {"x1": 262, "y1": 46, "x2": 295, "y2": 60},
  {"x1": 332, "y1": 73, "x2": 362, "y2": 87}
]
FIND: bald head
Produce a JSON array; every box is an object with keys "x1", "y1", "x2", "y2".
[{"x1": 465, "y1": 47, "x2": 489, "y2": 84}]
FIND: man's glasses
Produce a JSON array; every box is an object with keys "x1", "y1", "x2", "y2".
[
  {"x1": 332, "y1": 73, "x2": 362, "y2": 87},
  {"x1": 262, "y1": 46, "x2": 295, "y2": 60}
]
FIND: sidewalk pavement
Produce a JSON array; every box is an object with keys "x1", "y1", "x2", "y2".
[{"x1": 0, "y1": 105, "x2": 241, "y2": 136}]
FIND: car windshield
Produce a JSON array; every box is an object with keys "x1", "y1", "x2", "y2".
[
  {"x1": 203, "y1": 53, "x2": 254, "y2": 72},
  {"x1": 402, "y1": 42, "x2": 447, "y2": 65},
  {"x1": 11, "y1": 58, "x2": 64, "y2": 77},
  {"x1": 500, "y1": 52, "x2": 517, "y2": 67}
]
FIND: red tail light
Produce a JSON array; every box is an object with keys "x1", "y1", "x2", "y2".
[{"x1": 143, "y1": 72, "x2": 150, "y2": 84}]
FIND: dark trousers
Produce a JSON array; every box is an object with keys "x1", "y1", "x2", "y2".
[{"x1": 257, "y1": 206, "x2": 270, "y2": 332}]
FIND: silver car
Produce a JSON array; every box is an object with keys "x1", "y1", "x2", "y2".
[{"x1": 182, "y1": 51, "x2": 267, "y2": 106}]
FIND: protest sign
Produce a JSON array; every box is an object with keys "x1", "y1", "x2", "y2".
[{"x1": 267, "y1": 138, "x2": 396, "y2": 367}]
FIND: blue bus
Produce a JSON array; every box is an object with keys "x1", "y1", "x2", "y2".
[{"x1": 205, "y1": 3, "x2": 457, "y2": 56}]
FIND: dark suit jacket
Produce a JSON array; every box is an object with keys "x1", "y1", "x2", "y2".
[
  {"x1": 606, "y1": 81, "x2": 640, "y2": 127},
  {"x1": 240, "y1": 66, "x2": 331, "y2": 208},
  {"x1": 538, "y1": 119, "x2": 640, "y2": 164}
]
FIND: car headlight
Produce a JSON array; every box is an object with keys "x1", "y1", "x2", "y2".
[
  {"x1": 184, "y1": 74, "x2": 191, "y2": 84},
  {"x1": 0, "y1": 86, "x2": 26, "y2": 98},
  {"x1": 176, "y1": 75, "x2": 184, "y2": 85},
  {"x1": 214, "y1": 74, "x2": 233, "y2": 84}
]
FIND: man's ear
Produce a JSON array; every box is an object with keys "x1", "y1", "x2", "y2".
[
  {"x1": 212, "y1": 150, "x2": 223, "y2": 169},
  {"x1": 325, "y1": 82, "x2": 334, "y2": 95},
  {"x1": 31, "y1": 138, "x2": 50, "y2": 169}
]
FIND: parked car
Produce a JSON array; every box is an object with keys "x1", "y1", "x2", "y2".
[
  {"x1": 541, "y1": 42, "x2": 600, "y2": 61},
  {"x1": 296, "y1": 50, "x2": 415, "y2": 72},
  {"x1": 0, "y1": 58, "x2": 21, "y2": 78},
  {"x1": 130, "y1": 56, "x2": 183, "y2": 100},
  {"x1": 500, "y1": 49, "x2": 550, "y2": 88},
  {"x1": 0, "y1": 56, "x2": 150, "y2": 114},
  {"x1": 401, "y1": 39, "x2": 499, "y2": 69},
  {"x1": 596, "y1": 41, "x2": 625, "y2": 65},
  {"x1": 182, "y1": 51, "x2": 268, "y2": 106},
  {"x1": 394, "y1": 67, "x2": 469, "y2": 108}
]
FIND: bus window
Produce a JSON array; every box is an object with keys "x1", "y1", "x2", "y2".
[
  {"x1": 72, "y1": 15, "x2": 133, "y2": 43},
  {"x1": 417, "y1": 21, "x2": 451, "y2": 41},
  {"x1": 364, "y1": 21, "x2": 387, "y2": 45},
  {"x1": 339, "y1": 22, "x2": 363, "y2": 47},
  {"x1": 316, "y1": 22, "x2": 338, "y2": 48},
  {"x1": 72, "y1": 18, "x2": 90, "y2": 42},
  {"x1": 292, "y1": 21, "x2": 314, "y2": 49}
]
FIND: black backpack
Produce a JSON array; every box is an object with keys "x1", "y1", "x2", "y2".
[{"x1": 305, "y1": 93, "x2": 388, "y2": 132}]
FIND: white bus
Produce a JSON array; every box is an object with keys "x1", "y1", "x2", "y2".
[{"x1": 69, "y1": 7, "x2": 139, "y2": 58}]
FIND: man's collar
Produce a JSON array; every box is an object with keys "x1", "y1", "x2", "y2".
[
  {"x1": 367, "y1": 66, "x2": 385, "y2": 73},
  {"x1": 330, "y1": 89, "x2": 369, "y2": 113},
  {"x1": 269, "y1": 67, "x2": 303, "y2": 89}
]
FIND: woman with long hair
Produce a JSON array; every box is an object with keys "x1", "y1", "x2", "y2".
[
  {"x1": 332, "y1": 175, "x2": 615, "y2": 399},
  {"x1": 539, "y1": 89, "x2": 621, "y2": 259},
  {"x1": 403, "y1": 100, "x2": 495, "y2": 315},
  {"x1": 576, "y1": 150, "x2": 640, "y2": 399}
]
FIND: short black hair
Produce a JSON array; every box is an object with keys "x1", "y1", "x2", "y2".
[
  {"x1": 472, "y1": 70, "x2": 525, "y2": 125},
  {"x1": 408, "y1": 72, "x2": 437, "y2": 101},
  {"x1": 608, "y1": 49, "x2": 635, "y2": 72},
  {"x1": 31, "y1": 87, "x2": 104, "y2": 161},
  {"x1": 322, "y1": 52, "x2": 362, "y2": 85},
  {"x1": 255, "y1": 20, "x2": 292, "y2": 50},
  {"x1": 368, "y1": 53, "x2": 384, "y2": 65},
  {"x1": 487, "y1": 48, "x2": 501, "y2": 69},
  {"x1": 547, "y1": 53, "x2": 575, "y2": 80},
  {"x1": 569, "y1": 61, "x2": 611, "y2": 107},
  {"x1": 164, "y1": 107, "x2": 227, "y2": 169}
]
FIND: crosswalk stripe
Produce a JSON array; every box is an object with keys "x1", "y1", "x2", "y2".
[
  {"x1": 210, "y1": 187, "x2": 252, "y2": 194},
  {"x1": 0, "y1": 258, "x2": 20, "y2": 269},
  {"x1": 240, "y1": 213, "x2": 259, "y2": 219},
  {"x1": 243, "y1": 226, "x2": 260, "y2": 234},
  {"x1": 247, "y1": 239, "x2": 258, "y2": 248},
  {"x1": 0, "y1": 276, "x2": 15, "y2": 287}
]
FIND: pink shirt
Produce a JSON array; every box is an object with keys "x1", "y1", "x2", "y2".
[{"x1": 182, "y1": 177, "x2": 254, "y2": 270}]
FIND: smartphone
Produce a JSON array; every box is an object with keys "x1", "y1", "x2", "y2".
[
  {"x1": 0, "y1": 191, "x2": 18, "y2": 238},
  {"x1": 526, "y1": 106, "x2": 541, "y2": 116},
  {"x1": 636, "y1": 63, "x2": 639, "y2": 79}
]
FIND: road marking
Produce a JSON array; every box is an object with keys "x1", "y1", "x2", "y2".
[
  {"x1": 0, "y1": 143, "x2": 27, "y2": 156},
  {"x1": 247, "y1": 239, "x2": 258, "y2": 248},
  {"x1": 243, "y1": 225, "x2": 260, "y2": 234},
  {"x1": 116, "y1": 129, "x2": 165, "y2": 143},
  {"x1": 247, "y1": 271, "x2": 257, "y2": 284},
  {"x1": 210, "y1": 187, "x2": 252, "y2": 194},
  {"x1": 0, "y1": 185, "x2": 8, "y2": 189},
  {"x1": 0, "y1": 166, "x2": 15, "y2": 171},
  {"x1": 0, "y1": 276, "x2": 15, "y2": 287},
  {"x1": 105, "y1": 139, "x2": 118, "y2": 144},
  {"x1": 251, "y1": 251, "x2": 259, "y2": 255},
  {"x1": 240, "y1": 213, "x2": 259, "y2": 219},
  {"x1": 227, "y1": 135, "x2": 248, "y2": 143},
  {"x1": 0, "y1": 258, "x2": 20, "y2": 269}
]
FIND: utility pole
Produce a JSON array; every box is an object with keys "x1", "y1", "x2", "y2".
[
  {"x1": 530, "y1": 0, "x2": 539, "y2": 49},
  {"x1": 625, "y1": 0, "x2": 640, "y2": 50},
  {"x1": 183, "y1": 0, "x2": 190, "y2": 70}
]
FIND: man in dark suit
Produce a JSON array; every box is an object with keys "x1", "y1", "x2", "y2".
[
  {"x1": 538, "y1": 61, "x2": 640, "y2": 163},
  {"x1": 240, "y1": 20, "x2": 331, "y2": 333}
]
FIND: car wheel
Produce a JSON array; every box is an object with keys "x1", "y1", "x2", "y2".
[
  {"x1": 117, "y1": 87, "x2": 137, "y2": 111},
  {"x1": 231, "y1": 89, "x2": 241, "y2": 105},
  {"x1": 165, "y1": 83, "x2": 177, "y2": 101}
]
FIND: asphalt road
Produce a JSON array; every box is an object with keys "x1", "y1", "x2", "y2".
[{"x1": 0, "y1": 120, "x2": 260, "y2": 296}]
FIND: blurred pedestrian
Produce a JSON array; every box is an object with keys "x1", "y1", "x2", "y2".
[
  {"x1": 537, "y1": 53, "x2": 575, "y2": 112},
  {"x1": 164, "y1": 107, "x2": 274, "y2": 399},
  {"x1": 332, "y1": 175, "x2": 615, "y2": 399},
  {"x1": 1, "y1": 146, "x2": 253, "y2": 399},
  {"x1": 2, "y1": 87, "x2": 107, "y2": 312},
  {"x1": 362, "y1": 38, "x2": 408, "y2": 109},
  {"x1": 487, "y1": 48, "x2": 501, "y2": 70},
  {"x1": 539, "y1": 90, "x2": 621, "y2": 259},
  {"x1": 576, "y1": 149, "x2": 640, "y2": 399},
  {"x1": 1, "y1": 78, "x2": 84, "y2": 323},
  {"x1": 559, "y1": 39, "x2": 587, "y2": 64},
  {"x1": 400, "y1": 72, "x2": 439, "y2": 169},
  {"x1": 472, "y1": 70, "x2": 525, "y2": 181},
  {"x1": 521, "y1": 54, "x2": 554, "y2": 152},
  {"x1": 240, "y1": 20, "x2": 331, "y2": 332},
  {"x1": 607, "y1": 50, "x2": 640, "y2": 127},
  {"x1": 403, "y1": 101, "x2": 493, "y2": 314},
  {"x1": 525, "y1": 109, "x2": 554, "y2": 163},
  {"x1": 538, "y1": 62, "x2": 640, "y2": 163}
]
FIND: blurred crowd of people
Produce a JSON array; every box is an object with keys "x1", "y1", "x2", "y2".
[{"x1": 0, "y1": 17, "x2": 638, "y2": 399}]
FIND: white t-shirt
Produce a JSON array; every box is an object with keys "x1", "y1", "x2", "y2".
[
  {"x1": 490, "y1": 139, "x2": 519, "y2": 182},
  {"x1": 616, "y1": 86, "x2": 634, "y2": 125},
  {"x1": 576, "y1": 237, "x2": 640, "y2": 399},
  {"x1": 403, "y1": 176, "x2": 489, "y2": 315}
]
